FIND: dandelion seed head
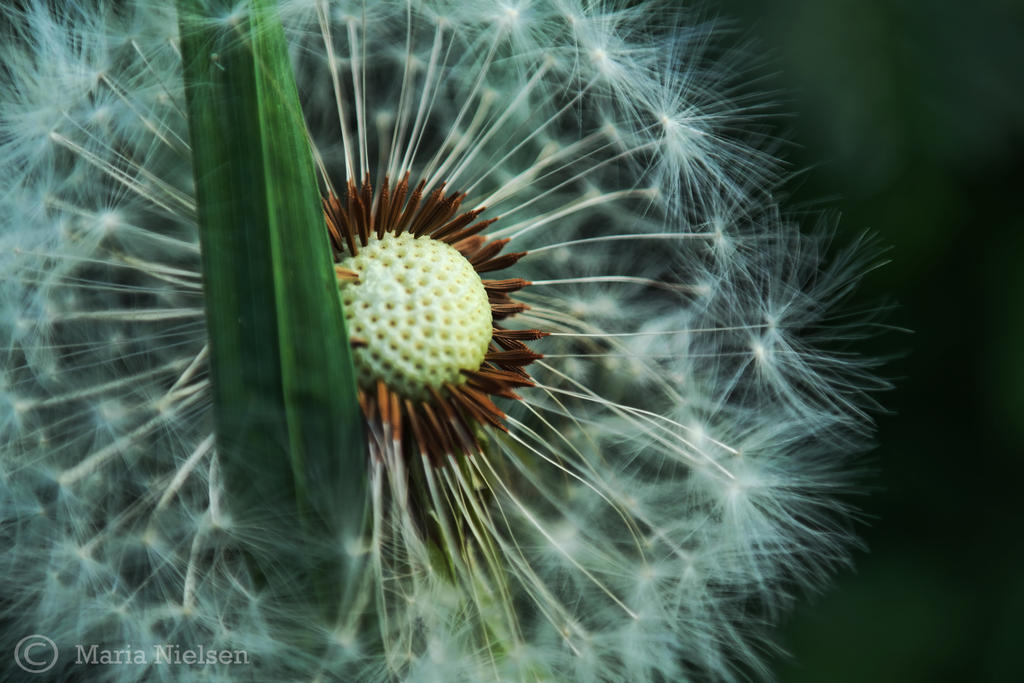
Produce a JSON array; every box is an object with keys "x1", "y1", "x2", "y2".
[{"x1": 0, "y1": 1, "x2": 888, "y2": 681}]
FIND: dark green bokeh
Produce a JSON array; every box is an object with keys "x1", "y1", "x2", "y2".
[{"x1": 717, "y1": 0, "x2": 1024, "y2": 680}]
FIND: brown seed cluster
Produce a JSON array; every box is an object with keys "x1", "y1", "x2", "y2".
[{"x1": 324, "y1": 173, "x2": 544, "y2": 463}]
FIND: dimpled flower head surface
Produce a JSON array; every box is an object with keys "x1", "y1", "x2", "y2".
[{"x1": 0, "y1": 1, "x2": 886, "y2": 681}]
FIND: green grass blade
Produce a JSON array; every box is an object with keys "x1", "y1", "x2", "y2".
[{"x1": 177, "y1": 0, "x2": 367, "y2": 616}]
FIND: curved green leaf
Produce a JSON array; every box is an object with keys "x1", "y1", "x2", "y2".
[{"x1": 177, "y1": 0, "x2": 367, "y2": 618}]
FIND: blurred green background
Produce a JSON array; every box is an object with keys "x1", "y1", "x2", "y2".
[{"x1": 716, "y1": 0, "x2": 1024, "y2": 680}]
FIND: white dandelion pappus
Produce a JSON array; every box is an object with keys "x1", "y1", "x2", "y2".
[{"x1": 0, "y1": 1, "x2": 886, "y2": 681}]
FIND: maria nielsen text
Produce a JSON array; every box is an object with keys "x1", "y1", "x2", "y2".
[{"x1": 76, "y1": 644, "x2": 250, "y2": 666}]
